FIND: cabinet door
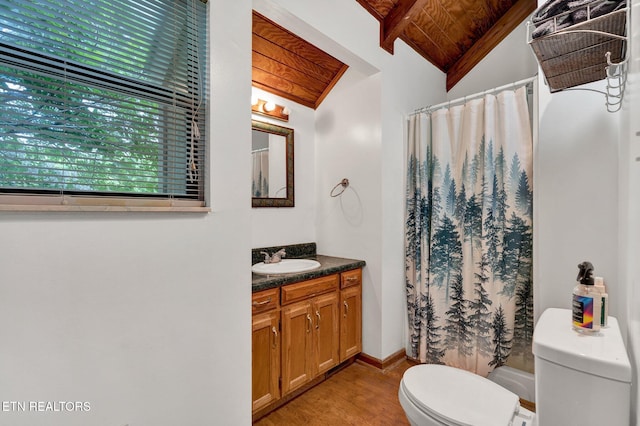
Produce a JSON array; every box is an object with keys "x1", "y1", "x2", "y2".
[
  {"x1": 340, "y1": 284, "x2": 362, "y2": 362},
  {"x1": 313, "y1": 291, "x2": 340, "y2": 375},
  {"x1": 252, "y1": 310, "x2": 280, "y2": 412},
  {"x1": 281, "y1": 301, "x2": 313, "y2": 395}
]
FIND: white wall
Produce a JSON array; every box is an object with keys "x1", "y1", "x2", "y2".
[
  {"x1": 621, "y1": 77, "x2": 640, "y2": 426},
  {"x1": 0, "y1": 2, "x2": 252, "y2": 425},
  {"x1": 315, "y1": 68, "x2": 383, "y2": 357},
  {"x1": 621, "y1": 0, "x2": 640, "y2": 423},
  {"x1": 535, "y1": 80, "x2": 621, "y2": 326},
  {"x1": 250, "y1": 87, "x2": 317, "y2": 248}
]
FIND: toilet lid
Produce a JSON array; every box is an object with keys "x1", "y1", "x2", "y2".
[{"x1": 401, "y1": 364, "x2": 520, "y2": 426}]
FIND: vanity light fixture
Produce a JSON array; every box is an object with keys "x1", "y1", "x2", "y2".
[{"x1": 251, "y1": 98, "x2": 289, "y2": 122}]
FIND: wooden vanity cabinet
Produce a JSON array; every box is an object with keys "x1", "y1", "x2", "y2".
[
  {"x1": 252, "y1": 288, "x2": 280, "y2": 412},
  {"x1": 340, "y1": 269, "x2": 362, "y2": 362},
  {"x1": 253, "y1": 268, "x2": 363, "y2": 417},
  {"x1": 281, "y1": 274, "x2": 339, "y2": 395}
]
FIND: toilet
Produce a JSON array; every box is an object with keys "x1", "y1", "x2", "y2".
[
  {"x1": 399, "y1": 308, "x2": 632, "y2": 426},
  {"x1": 399, "y1": 363, "x2": 535, "y2": 425}
]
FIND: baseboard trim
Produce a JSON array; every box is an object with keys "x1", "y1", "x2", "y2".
[{"x1": 357, "y1": 349, "x2": 406, "y2": 370}]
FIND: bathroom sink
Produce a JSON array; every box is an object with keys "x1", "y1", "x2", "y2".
[{"x1": 252, "y1": 259, "x2": 321, "y2": 275}]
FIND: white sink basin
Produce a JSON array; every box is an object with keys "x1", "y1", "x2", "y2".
[{"x1": 252, "y1": 259, "x2": 321, "y2": 275}]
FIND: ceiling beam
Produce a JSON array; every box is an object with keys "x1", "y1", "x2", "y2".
[
  {"x1": 446, "y1": 0, "x2": 537, "y2": 91},
  {"x1": 381, "y1": 0, "x2": 430, "y2": 54}
]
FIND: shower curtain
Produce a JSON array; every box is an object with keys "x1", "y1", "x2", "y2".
[
  {"x1": 252, "y1": 150, "x2": 269, "y2": 197},
  {"x1": 405, "y1": 85, "x2": 534, "y2": 377}
]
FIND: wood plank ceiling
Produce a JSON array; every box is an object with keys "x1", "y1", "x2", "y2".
[
  {"x1": 356, "y1": 0, "x2": 537, "y2": 90},
  {"x1": 252, "y1": 1, "x2": 536, "y2": 105},
  {"x1": 252, "y1": 11, "x2": 349, "y2": 109}
]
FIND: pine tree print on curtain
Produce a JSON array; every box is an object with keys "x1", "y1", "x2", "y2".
[{"x1": 405, "y1": 85, "x2": 533, "y2": 377}]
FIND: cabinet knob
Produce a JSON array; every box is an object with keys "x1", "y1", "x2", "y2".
[
  {"x1": 344, "y1": 300, "x2": 349, "y2": 317},
  {"x1": 306, "y1": 314, "x2": 312, "y2": 333},
  {"x1": 316, "y1": 311, "x2": 321, "y2": 329}
]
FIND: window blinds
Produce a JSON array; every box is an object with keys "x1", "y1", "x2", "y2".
[{"x1": 0, "y1": 0, "x2": 207, "y2": 202}]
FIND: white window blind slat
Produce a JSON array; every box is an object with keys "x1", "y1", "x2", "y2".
[
  {"x1": 1, "y1": 1, "x2": 192, "y2": 86},
  {"x1": 0, "y1": 0, "x2": 207, "y2": 203}
]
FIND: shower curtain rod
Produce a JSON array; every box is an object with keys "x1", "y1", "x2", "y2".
[{"x1": 412, "y1": 75, "x2": 537, "y2": 115}]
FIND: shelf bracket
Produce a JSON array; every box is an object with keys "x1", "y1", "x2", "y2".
[{"x1": 527, "y1": 5, "x2": 629, "y2": 112}]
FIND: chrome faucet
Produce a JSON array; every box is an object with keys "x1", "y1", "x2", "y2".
[{"x1": 260, "y1": 248, "x2": 286, "y2": 264}]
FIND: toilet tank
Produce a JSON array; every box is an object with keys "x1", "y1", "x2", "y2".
[{"x1": 533, "y1": 308, "x2": 631, "y2": 426}]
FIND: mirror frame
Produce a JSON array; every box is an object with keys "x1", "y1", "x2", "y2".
[{"x1": 252, "y1": 119, "x2": 294, "y2": 207}]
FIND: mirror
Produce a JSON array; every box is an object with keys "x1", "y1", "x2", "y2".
[{"x1": 252, "y1": 120, "x2": 294, "y2": 207}]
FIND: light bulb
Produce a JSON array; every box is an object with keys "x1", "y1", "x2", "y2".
[
  {"x1": 251, "y1": 95, "x2": 259, "y2": 106},
  {"x1": 263, "y1": 101, "x2": 276, "y2": 112},
  {"x1": 282, "y1": 107, "x2": 290, "y2": 115}
]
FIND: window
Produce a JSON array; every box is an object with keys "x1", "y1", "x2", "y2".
[{"x1": 0, "y1": 0, "x2": 208, "y2": 211}]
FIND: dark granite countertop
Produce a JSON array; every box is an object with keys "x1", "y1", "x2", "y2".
[{"x1": 252, "y1": 254, "x2": 366, "y2": 292}]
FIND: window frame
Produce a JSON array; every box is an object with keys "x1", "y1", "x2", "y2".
[{"x1": 0, "y1": 0, "x2": 209, "y2": 213}]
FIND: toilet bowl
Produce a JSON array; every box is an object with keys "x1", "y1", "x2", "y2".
[
  {"x1": 398, "y1": 364, "x2": 535, "y2": 426},
  {"x1": 399, "y1": 308, "x2": 632, "y2": 426}
]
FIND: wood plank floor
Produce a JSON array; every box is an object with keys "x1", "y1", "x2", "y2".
[{"x1": 255, "y1": 360, "x2": 412, "y2": 426}]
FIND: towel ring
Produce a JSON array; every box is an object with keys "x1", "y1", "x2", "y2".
[{"x1": 330, "y1": 178, "x2": 349, "y2": 197}]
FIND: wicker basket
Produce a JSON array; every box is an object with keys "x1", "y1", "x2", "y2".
[{"x1": 529, "y1": 8, "x2": 626, "y2": 92}]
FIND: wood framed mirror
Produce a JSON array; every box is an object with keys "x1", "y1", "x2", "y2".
[{"x1": 251, "y1": 120, "x2": 294, "y2": 207}]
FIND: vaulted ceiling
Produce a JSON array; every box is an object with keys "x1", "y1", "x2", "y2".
[
  {"x1": 252, "y1": 0, "x2": 537, "y2": 108},
  {"x1": 356, "y1": 0, "x2": 537, "y2": 90},
  {"x1": 252, "y1": 11, "x2": 349, "y2": 109}
]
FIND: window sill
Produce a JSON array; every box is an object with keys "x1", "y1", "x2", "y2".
[{"x1": 0, "y1": 195, "x2": 210, "y2": 213}]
